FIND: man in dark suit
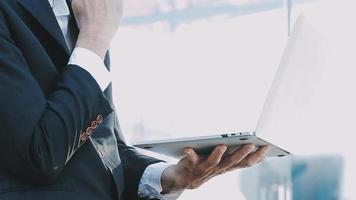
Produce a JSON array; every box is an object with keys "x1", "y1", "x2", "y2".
[{"x1": 0, "y1": 0, "x2": 269, "y2": 199}]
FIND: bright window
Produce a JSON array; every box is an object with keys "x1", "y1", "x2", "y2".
[{"x1": 109, "y1": 0, "x2": 355, "y2": 199}]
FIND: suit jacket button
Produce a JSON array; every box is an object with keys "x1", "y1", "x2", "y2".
[
  {"x1": 91, "y1": 121, "x2": 98, "y2": 129},
  {"x1": 96, "y1": 115, "x2": 103, "y2": 124},
  {"x1": 86, "y1": 127, "x2": 93, "y2": 135},
  {"x1": 80, "y1": 132, "x2": 88, "y2": 141}
]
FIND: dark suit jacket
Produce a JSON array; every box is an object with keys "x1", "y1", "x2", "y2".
[{"x1": 0, "y1": 0, "x2": 161, "y2": 199}]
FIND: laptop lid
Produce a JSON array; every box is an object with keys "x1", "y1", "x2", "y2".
[{"x1": 255, "y1": 14, "x2": 325, "y2": 151}]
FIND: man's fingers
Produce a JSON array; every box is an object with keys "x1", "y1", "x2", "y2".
[
  {"x1": 184, "y1": 148, "x2": 199, "y2": 165},
  {"x1": 200, "y1": 145, "x2": 227, "y2": 172},
  {"x1": 255, "y1": 150, "x2": 268, "y2": 163},
  {"x1": 226, "y1": 153, "x2": 268, "y2": 172},
  {"x1": 219, "y1": 144, "x2": 255, "y2": 169},
  {"x1": 239, "y1": 145, "x2": 270, "y2": 168},
  {"x1": 220, "y1": 146, "x2": 270, "y2": 173}
]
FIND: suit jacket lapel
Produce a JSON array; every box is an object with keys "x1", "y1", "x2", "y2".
[{"x1": 17, "y1": 0, "x2": 70, "y2": 56}]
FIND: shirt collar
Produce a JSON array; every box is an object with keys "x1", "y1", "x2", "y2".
[{"x1": 48, "y1": 0, "x2": 70, "y2": 16}]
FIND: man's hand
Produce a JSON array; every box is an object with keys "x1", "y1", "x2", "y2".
[
  {"x1": 161, "y1": 144, "x2": 270, "y2": 193},
  {"x1": 71, "y1": 0, "x2": 123, "y2": 59}
]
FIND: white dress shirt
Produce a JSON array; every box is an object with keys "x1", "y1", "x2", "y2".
[{"x1": 48, "y1": 0, "x2": 179, "y2": 199}]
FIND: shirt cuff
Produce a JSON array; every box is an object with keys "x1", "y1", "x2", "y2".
[
  {"x1": 138, "y1": 162, "x2": 183, "y2": 200},
  {"x1": 68, "y1": 47, "x2": 111, "y2": 91}
]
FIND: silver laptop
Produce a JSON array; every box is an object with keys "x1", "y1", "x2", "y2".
[{"x1": 134, "y1": 15, "x2": 321, "y2": 159}]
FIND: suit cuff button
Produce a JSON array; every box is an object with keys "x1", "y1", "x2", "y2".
[
  {"x1": 80, "y1": 132, "x2": 88, "y2": 141},
  {"x1": 91, "y1": 121, "x2": 98, "y2": 129},
  {"x1": 96, "y1": 115, "x2": 103, "y2": 124},
  {"x1": 86, "y1": 127, "x2": 93, "y2": 135}
]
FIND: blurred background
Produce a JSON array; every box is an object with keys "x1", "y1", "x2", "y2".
[{"x1": 109, "y1": 0, "x2": 356, "y2": 199}]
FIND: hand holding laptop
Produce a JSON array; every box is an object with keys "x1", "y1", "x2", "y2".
[{"x1": 160, "y1": 144, "x2": 270, "y2": 193}]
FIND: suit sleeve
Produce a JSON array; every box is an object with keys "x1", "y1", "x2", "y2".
[
  {"x1": 117, "y1": 143, "x2": 163, "y2": 200},
  {"x1": 0, "y1": 11, "x2": 113, "y2": 184},
  {"x1": 111, "y1": 112, "x2": 163, "y2": 200}
]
